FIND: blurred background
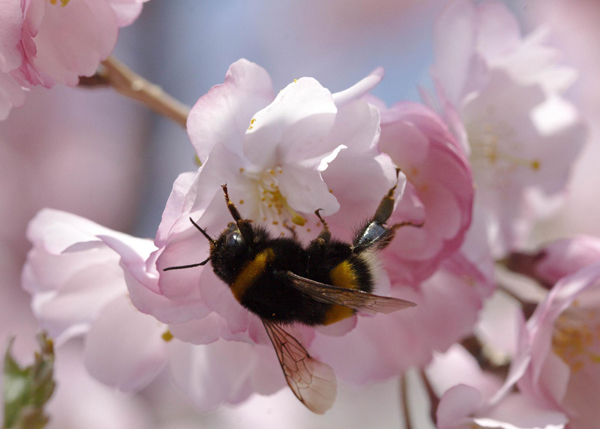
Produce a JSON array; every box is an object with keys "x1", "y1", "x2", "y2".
[{"x1": 1, "y1": 0, "x2": 599, "y2": 427}]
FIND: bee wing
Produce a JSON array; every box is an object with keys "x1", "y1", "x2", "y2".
[
  {"x1": 284, "y1": 271, "x2": 416, "y2": 315},
  {"x1": 262, "y1": 320, "x2": 337, "y2": 414}
]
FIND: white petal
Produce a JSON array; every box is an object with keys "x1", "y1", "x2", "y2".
[{"x1": 84, "y1": 295, "x2": 167, "y2": 391}]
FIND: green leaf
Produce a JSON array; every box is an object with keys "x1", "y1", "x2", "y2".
[{"x1": 3, "y1": 333, "x2": 56, "y2": 429}]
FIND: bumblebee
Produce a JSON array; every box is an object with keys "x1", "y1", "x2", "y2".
[{"x1": 165, "y1": 175, "x2": 419, "y2": 414}]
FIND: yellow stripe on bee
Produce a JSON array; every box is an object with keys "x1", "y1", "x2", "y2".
[
  {"x1": 231, "y1": 248, "x2": 276, "y2": 302},
  {"x1": 322, "y1": 260, "x2": 358, "y2": 325}
]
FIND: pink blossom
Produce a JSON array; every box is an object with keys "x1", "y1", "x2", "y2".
[
  {"x1": 376, "y1": 100, "x2": 474, "y2": 286},
  {"x1": 431, "y1": 0, "x2": 587, "y2": 256},
  {"x1": 0, "y1": 0, "x2": 148, "y2": 119},
  {"x1": 532, "y1": 236, "x2": 600, "y2": 285},
  {"x1": 152, "y1": 60, "x2": 399, "y2": 328},
  {"x1": 515, "y1": 242, "x2": 600, "y2": 428},
  {"x1": 59, "y1": 59, "x2": 491, "y2": 411},
  {"x1": 23, "y1": 209, "x2": 168, "y2": 391},
  {"x1": 430, "y1": 341, "x2": 567, "y2": 428},
  {"x1": 22, "y1": 209, "x2": 286, "y2": 410}
]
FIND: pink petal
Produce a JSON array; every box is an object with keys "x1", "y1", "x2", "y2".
[
  {"x1": 108, "y1": 0, "x2": 147, "y2": 27},
  {"x1": 277, "y1": 163, "x2": 340, "y2": 217},
  {"x1": 168, "y1": 339, "x2": 283, "y2": 412},
  {"x1": 485, "y1": 393, "x2": 568, "y2": 428},
  {"x1": 84, "y1": 294, "x2": 167, "y2": 391},
  {"x1": 322, "y1": 152, "x2": 398, "y2": 234},
  {"x1": 432, "y1": 0, "x2": 478, "y2": 105},
  {"x1": 243, "y1": 77, "x2": 337, "y2": 168},
  {"x1": 379, "y1": 102, "x2": 474, "y2": 285},
  {"x1": 31, "y1": 0, "x2": 119, "y2": 86},
  {"x1": 535, "y1": 236, "x2": 600, "y2": 284},
  {"x1": 168, "y1": 313, "x2": 221, "y2": 345},
  {"x1": 436, "y1": 384, "x2": 483, "y2": 429},
  {"x1": 328, "y1": 98, "x2": 381, "y2": 154},
  {"x1": 426, "y1": 344, "x2": 502, "y2": 401},
  {"x1": 331, "y1": 67, "x2": 384, "y2": 107},
  {"x1": 154, "y1": 172, "x2": 197, "y2": 248},
  {"x1": 0, "y1": 72, "x2": 26, "y2": 120},
  {"x1": 0, "y1": 0, "x2": 24, "y2": 73},
  {"x1": 187, "y1": 59, "x2": 274, "y2": 163},
  {"x1": 29, "y1": 251, "x2": 124, "y2": 343},
  {"x1": 475, "y1": 1, "x2": 521, "y2": 60}
]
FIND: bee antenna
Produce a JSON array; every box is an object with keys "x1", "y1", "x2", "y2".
[
  {"x1": 163, "y1": 256, "x2": 211, "y2": 271},
  {"x1": 189, "y1": 217, "x2": 215, "y2": 245}
]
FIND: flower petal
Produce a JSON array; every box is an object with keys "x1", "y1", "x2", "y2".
[
  {"x1": 84, "y1": 294, "x2": 167, "y2": 391},
  {"x1": 243, "y1": 77, "x2": 337, "y2": 167},
  {"x1": 187, "y1": 59, "x2": 274, "y2": 163}
]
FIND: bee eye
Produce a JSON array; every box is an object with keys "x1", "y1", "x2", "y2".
[{"x1": 226, "y1": 232, "x2": 244, "y2": 249}]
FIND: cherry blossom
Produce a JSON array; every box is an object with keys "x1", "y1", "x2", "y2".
[
  {"x1": 430, "y1": 0, "x2": 587, "y2": 257},
  {"x1": 0, "y1": 0, "x2": 148, "y2": 119},
  {"x1": 22, "y1": 209, "x2": 168, "y2": 391},
  {"x1": 430, "y1": 341, "x2": 567, "y2": 429},
  {"x1": 376, "y1": 100, "x2": 474, "y2": 286},
  {"x1": 510, "y1": 238, "x2": 600, "y2": 428},
  {"x1": 21, "y1": 209, "x2": 286, "y2": 410},
  {"x1": 18, "y1": 59, "x2": 490, "y2": 414},
  {"x1": 113, "y1": 60, "x2": 489, "y2": 393},
  {"x1": 149, "y1": 59, "x2": 400, "y2": 336}
]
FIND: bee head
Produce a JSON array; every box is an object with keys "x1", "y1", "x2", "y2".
[{"x1": 210, "y1": 222, "x2": 253, "y2": 283}]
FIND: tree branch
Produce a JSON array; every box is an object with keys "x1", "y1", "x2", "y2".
[{"x1": 79, "y1": 56, "x2": 190, "y2": 128}]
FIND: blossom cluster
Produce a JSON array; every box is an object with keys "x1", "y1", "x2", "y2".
[
  {"x1": 6, "y1": 0, "x2": 597, "y2": 427},
  {"x1": 0, "y1": 0, "x2": 147, "y2": 119}
]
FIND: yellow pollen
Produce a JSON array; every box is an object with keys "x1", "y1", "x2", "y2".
[
  {"x1": 294, "y1": 79, "x2": 298, "y2": 83},
  {"x1": 248, "y1": 118, "x2": 256, "y2": 130},
  {"x1": 292, "y1": 215, "x2": 306, "y2": 226},
  {"x1": 552, "y1": 310, "x2": 600, "y2": 373},
  {"x1": 469, "y1": 121, "x2": 541, "y2": 173},
  {"x1": 162, "y1": 330, "x2": 174, "y2": 342},
  {"x1": 239, "y1": 200, "x2": 244, "y2": 205},
  {"x1": 328, "y1": 189, "x2": 334, "y2": 194},
  {"x1": 239, "y1": 167, "x2": 245, "y2": 173},
  {"x1": 272, "y1": 221, "x2": 279, "y2": 225}
]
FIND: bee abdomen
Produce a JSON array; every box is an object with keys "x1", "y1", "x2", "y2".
[{"x1": 321, "y1": 256, "x2": 373, "y2": 325}]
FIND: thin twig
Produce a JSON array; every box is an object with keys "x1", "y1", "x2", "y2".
[
  {"x1": 400, "y1": 373, "x2": 413, "y2": 429},
  {"x1": 78, "y1": 56, "x2": 190, "y2": 128},
  {"x1": 419, "y1": 369, "x2": 439, "y2": 426}
]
